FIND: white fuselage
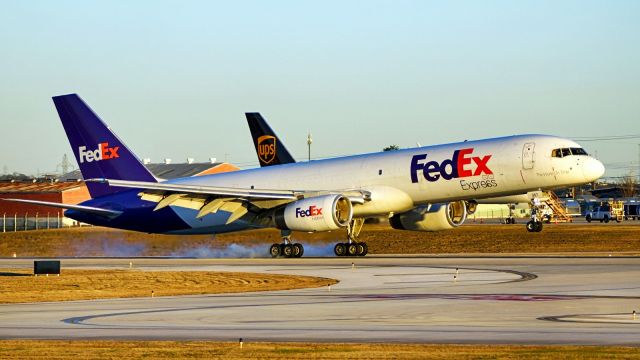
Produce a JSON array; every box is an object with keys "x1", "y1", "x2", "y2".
[{"x1": 167, "y1": 134, "x2": 604, "y2": 219}]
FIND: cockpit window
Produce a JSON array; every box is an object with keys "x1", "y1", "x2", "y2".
[
  {"x1": 570, "y1": 147, "x2": 588, "y2": 156},
  {"x1": 551, "y1": 147, "x2": 588, "y2": 158}
]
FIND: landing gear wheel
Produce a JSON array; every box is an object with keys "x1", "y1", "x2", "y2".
[
  {"x1": 535, "y1": 221, "x2": 543, "y2": 232},
  {"x1": 269, "y1": 244, "x2": 281, "y2": 258},
  {"x1": 347, "y1": 243, "x2": 358, "y2": 256},
  {"x1": 357, "y1": 242, "x2": 368, "y2": 256},
  {"x1": 338, "y1": 218, "x2": 368, "y2": 257},
  {"x1": 282, "y1": 244, "x2": 293, "y2": 257},
  {"x1": 526, "y1": 221, "x2": 536, "y2": 232},
  {"x1": 292, "y1": 243, "x2": 304, "y2": 258}
]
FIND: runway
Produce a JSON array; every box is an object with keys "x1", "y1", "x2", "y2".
[{"x1": 1, "y1": 256, "x2": 640, "y2": 345}]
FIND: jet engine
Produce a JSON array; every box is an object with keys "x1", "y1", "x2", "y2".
[
  {"x1": 465, "y1": 200, "x2": 478, "y2": 215},
  {"x1": 389, "y1": 201, "x2": 467, "y2": 231},
  {"x1": 273, "y1": 194, "x2": 353, "y2": 232}
]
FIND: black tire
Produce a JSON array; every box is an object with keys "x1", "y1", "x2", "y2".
[
  {"x1": 543, "y1": 215, "x2": 551, "y2": 224},
  {"x1": 358, "y1": 242, "x2": 369, "y2": 256},
  {"x1": 269, "y1": 244, "x2": 280, "y2": 258},
  {"x1": 347, "y1": 243, "x2": 358, "y2": 256},
  {"x1": 511, "y1": 218, "x2": 516, "y2": 224},
  {"x1": 293, "y1": 243, "x2": 304, "y2": 258},
  {"x1": 535, "y1": 221, "x2": 543, "y2": 232},
  {"x1": 282, "y1": 244, "x2": 293, "y2": 257},
  {"x1": 586, "y1": 215, "x2": 592, "y2": 223},
  {"x1": 604, "y1": 216, "x2": 610, "y2": 223},
  {"x1": 526, "y1": 221, "x2": 536, "y2": 232},
  {"x1": 505, "y1": 218, "x2": 511, "y2": 224},
  {"x1": 334, "y1": 243, "x2": 346, "y2": 257}
]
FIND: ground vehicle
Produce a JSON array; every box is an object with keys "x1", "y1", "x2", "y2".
[
  {"x1": 624, "y1": 203, "x2": 639, "y2": 220},
  {"x1": 585, "y1": 205, "x2": 618, "y2": 223}
]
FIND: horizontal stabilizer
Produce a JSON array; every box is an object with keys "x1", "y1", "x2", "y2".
[{"x1": 1, "y1": 198, "x2": 122, "y2": 218}]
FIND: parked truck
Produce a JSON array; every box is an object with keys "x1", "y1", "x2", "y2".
[{"x1": 585, "y1": 201, "x2": 625, "y2": 223}]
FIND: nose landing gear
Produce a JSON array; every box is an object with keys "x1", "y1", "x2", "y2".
[
  {"x1": 526, "y1": 200, "x2": 543, "y2": 232},
  {"x1": 526, "y1": 220, "x2": 543, "y2": 232},
  {"x1": 334, "y1": 218, "x2": 368, "y2": 257}
]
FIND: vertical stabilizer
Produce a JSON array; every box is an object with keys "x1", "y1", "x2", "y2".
[
  {"x1": 53, "y1": 94, "x2": 157, "y2": 198},
  {"x1": 245, "y1": 112, "x2": 296, "y2": 167}
]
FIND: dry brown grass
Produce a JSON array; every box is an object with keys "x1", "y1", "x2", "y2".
[
  {"x1": 0, "y1": 268, "x2": 337, "y2": 304},
  {"x1": 1, "y1": 223, "x2": 639, "y2": 257},
  {"x1": 361, "y1": 223, "x2": 640, "y2": 254},
  {"x1": 0, "y1": 340, "x2": 638, "y2": 359}
]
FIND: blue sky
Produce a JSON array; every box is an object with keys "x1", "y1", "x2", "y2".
[{"x1": 0, "y1": 1, "x2": 638, "y2": 178}]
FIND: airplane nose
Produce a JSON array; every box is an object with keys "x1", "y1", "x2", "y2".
[{"x1": 583, "y1": 157, "x2": 605, "y2": 181}]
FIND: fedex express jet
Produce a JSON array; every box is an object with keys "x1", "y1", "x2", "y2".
[{"x1": 6, "y1": 94, "x2": 605, "y2": 258}]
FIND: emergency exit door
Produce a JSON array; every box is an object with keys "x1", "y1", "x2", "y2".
[{"x1": 522, "y1": 143, "x2": 535, "y2": 169}]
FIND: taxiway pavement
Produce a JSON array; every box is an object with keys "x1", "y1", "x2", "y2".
[{"x1": 1, "y1": 257, "x2": 639, "y2": 345}]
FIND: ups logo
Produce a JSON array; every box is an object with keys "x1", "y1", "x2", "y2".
[{"x1": 257, "y1": 135, "x2": 276, "y2": 164}]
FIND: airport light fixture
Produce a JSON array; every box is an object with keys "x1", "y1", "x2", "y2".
[{"x1": 307, "y1": 132, "x2": 313, "y2": 161}]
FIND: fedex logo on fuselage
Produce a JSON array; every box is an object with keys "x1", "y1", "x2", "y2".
[
  {"x1": 296, "y1": 205, "x2": 323, "y2": 218},
  {"x1": 410, "y1": 148, "x2": 492, "y2": 183},
  {"x1": 78, "y1": 142, "x2": 120, "y2": 164}
]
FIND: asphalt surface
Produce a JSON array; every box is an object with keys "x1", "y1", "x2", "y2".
[{"x1": 1, "y1": 257, "x2": 639, "y2": 345}]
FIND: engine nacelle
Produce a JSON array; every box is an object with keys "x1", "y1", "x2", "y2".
[
  {"x1": 465, "y1": 200, "x2": 478, "y2": 215},
  {"x1": 389, "y1": 201, "x2": 467, "y2": 231},
  {"x1": 274, "y1": 194, "x2": 353, "y2": 232}
]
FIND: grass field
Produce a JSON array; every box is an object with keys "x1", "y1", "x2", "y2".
[
  {"x1": 1, "y1": 223, "x2": 639, "y2": 257},
  {"x1": 0, "y1": 341, "x2": 638, "y2": 359},
  {"x1": 0, "y1": 268, "x2": 337, "y2": 303}
]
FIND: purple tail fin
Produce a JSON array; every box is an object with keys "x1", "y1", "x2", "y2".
[{"x1": 53, "y1": 94, "x2": 157, "y2": 198}]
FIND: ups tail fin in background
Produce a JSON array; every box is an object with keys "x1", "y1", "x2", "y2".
[
  {"x1": 53, "y1": 94, "x2": 157, "y2": 198},
  {"x1": 245, "y1": 112, "x2": 296, "y2": 167}
]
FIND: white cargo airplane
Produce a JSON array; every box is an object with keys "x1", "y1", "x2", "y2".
[{"x1": 5, "y1": 95, "x2": 605, "y2": 258}]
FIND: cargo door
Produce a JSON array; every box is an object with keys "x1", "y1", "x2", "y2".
[{"x1": 522, "y1": 143, "x2": 535, "y2": 170}]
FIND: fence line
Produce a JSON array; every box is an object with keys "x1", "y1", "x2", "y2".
[{"x1": 0, "y1": 213, "x2": 77, "y2": 232}]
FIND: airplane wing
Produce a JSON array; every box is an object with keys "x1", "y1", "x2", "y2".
[
  {"x1": 87, "y1": 179, "x2": 369, "y2": 221},
  {"x1": 89, "y1": 179, "x2": 302, "y2": 200},
  {"x1": 0, "y1": 198, "x2": 122, "y2": 218}
]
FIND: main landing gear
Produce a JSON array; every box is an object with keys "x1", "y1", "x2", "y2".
[
  {"x1": 334, "y1": 218, "x2": 368, "y2": 257},
  {"x1": 269, "y1": 230, "x2": 304, "y2": 258}
]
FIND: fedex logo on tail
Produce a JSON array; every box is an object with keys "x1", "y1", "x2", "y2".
[
  {"x1": 78, "y1": 142, "x2": 120, "y2": 163},
  {"x1": 296, "y1": 205, "x2": 323, "y2": 218},
  {"x1": 411, "y1": 148, "x2": 492, "y2": 183}
]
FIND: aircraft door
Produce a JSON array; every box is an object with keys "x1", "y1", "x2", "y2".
[{"x1": 522, "y1": 143, "x2": 535, "y2": 169}]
